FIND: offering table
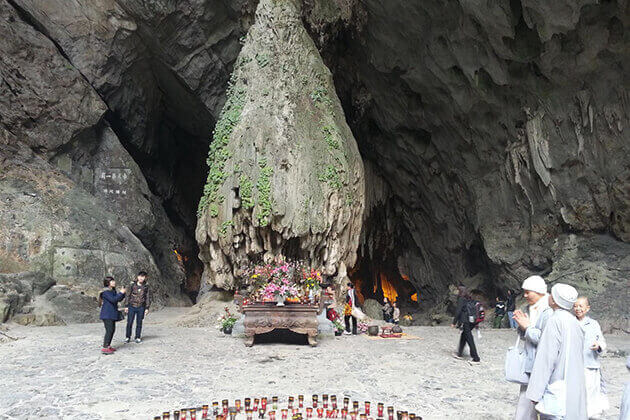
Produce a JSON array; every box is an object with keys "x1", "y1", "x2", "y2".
[{"x1": 241, "y1": 303, "x2": 321, "y2": 347}]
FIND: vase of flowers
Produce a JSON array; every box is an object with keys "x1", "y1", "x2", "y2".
[
  {"x1": 218, "y1": 307, "x2": 237, "y2": 334},
  {"x1": 244, "y1": 260, "x2": 322, "y2": 306}
]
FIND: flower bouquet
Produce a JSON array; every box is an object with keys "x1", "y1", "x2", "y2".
[
  {"x1": 327, "y1": 308, "x2": 345, "y2": 336},
  {"x1": 244, "y1": 260, "x2": 322, "y2": 306},
  {"x1": 217, "y1": 306, "x2": 238, "y2": 334}
]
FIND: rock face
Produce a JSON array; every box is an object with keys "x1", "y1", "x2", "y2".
[
  {"x1": 320, "y1": 0, "x2": 630, "y2": 329},
  {"x1": 0, "y1": 0, "x2": 628, "y2": 329},
  {"x1": 196, "y1": 0, "x2": 365, "y2": 291},
  {"x1": 0, "y1": 0, "x2": 187, "y2": 315}
]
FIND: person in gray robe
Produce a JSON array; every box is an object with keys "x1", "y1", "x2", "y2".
[
  {"x1": 526, "y1": 283, "x2": 587, "y2": 420},
  {"x1": 512, "y1": 275, "x2": 553, "y2": 420},
  {"x1": 620, "y1": 356, "x2": 630, "y2": 420}
]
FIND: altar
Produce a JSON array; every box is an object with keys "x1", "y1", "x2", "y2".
[{"x1": 240, "y1": 302, "x2": 323, "y2": 347}]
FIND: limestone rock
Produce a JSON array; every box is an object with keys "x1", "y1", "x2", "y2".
[
  {"x1": 39, "y1": 286, "x2": 100, "y2": 325},
  {"x1": 362, "y1": 299, "x2": 383, "y2": 320},
  {"x1": 0, "y1": 141, "x2": 178, "y2": 311},
  {"x1": 196, "y1": 0, "x2": 365, "y2": 291},
  {"x1": 545, "y1": 234, "x2": 630, "y2": 333},
  {"x1": 0, "y1": 0, "x2": 187, "y2": 315}
]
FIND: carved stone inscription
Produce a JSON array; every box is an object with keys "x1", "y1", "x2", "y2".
[{"x1": 95, "y1": 168, "x2": 131, "y2": 197}]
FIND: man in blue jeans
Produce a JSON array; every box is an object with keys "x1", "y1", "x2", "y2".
[{"x1": 124, "y1": 271, "x2": 151, "y2": 343}]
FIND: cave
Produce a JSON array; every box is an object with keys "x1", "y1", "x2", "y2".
[{"x1": 1, "y1": 0, "x2": 628, "y2": 330}]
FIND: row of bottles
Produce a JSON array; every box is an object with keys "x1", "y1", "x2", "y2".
[{"x1": 154, "y1": 396, "x2": 421, "y2": 420}]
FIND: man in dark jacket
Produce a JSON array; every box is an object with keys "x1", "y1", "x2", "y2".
[
  {"x1": 124, "y1": 271, "x2": 151, "y2": 343},
  {"x1": 451, "y1": 286, "x2": 480, "y2": 362}
]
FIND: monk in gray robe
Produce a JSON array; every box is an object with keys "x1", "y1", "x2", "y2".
[
  {"x1": 526, "y1": 283, "x2": 587, "y2": 420},
  {"x1": 620, "y1": 356, "x2": 630, "y2": 420},
  {"x1": 513, "y1": 275, "x2": 553, "y2": 420}
]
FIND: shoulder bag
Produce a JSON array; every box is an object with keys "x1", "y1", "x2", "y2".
[{"x1": 505, "y1": 335, "x2": 529, "y2": 384}]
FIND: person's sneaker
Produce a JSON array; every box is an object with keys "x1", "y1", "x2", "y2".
[
  {"x1": 124, "y1": 337, "x2": 130, "y2": 343},
  {"x1": 469, "y1": 359, "x2": 481, "y2": 365},
  {"x1": 101, "y1": 347, "x2": 114, "y2": 354},
  {"x1": 452, "y1": 353, "x2": 463, "y2": 360},
  {"x1": 343, "y1": 331, "x2": 352, "y2": 335},
  {"x1": 135, "y1": 338, "x2": 142, "y2": 343},
  {"x1": 108, "y1": 346, "x2": 116, "y2": 352}
]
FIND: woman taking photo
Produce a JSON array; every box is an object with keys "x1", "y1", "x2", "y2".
[{"x1": 99, "y1": 277, "x2": 126, "y2": 354}]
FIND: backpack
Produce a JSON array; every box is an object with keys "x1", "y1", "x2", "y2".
[{"x1": 466, "y1": 299, "x2": 485, "y2": 324}]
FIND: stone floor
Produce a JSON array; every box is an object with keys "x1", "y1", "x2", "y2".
[{"x1": 0, "y1": 308, "x2": 628, "y2": 420}]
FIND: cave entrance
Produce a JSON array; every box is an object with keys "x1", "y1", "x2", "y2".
[
  {"x1": 348, "y1": 254, "x2": 418, "y2": 308},
  {"x1": 173, "y1": 248, "x2": 204, "y2": 303}
]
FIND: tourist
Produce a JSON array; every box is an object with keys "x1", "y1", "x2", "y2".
[
  {"x1": 620, "y1": 357, "x2": 630, "y2": 420},
  {"x1": 382, "y1": 297, "x2": 394, "y2": 323},
  {"x1": 507, "y1": 289, "x2": 517, "y2": 329},
  {"x1": 574, "y1": 296, "x2": 609, "y2": 419},
  {"x1": 98, "y1": 277, "x2": 126, "y2": 354},
  {"x1": 124, "y1": 271, "x2": 151, "y2": 344},
  {"x1": 451, "y1": 286, "x2": 480, "y2": 363},
  {"x1": 324, "y1": 284, "x2": 338, "y2": 321},
  {"x1": 392, "y1": 301, "x2": 400, "y2": 324},
  {"x1": 526, "y1": 283, "x2": 587, "y2": 419},
  {"x1": 512, "y1": 275, "x2": 553, "y2": 420},
  {"x1": 344, "y1": 282, "x2": 358, "y2": 335},
  {"x1": 494, "y1": 296, "x2": 506, "y2": 328}
]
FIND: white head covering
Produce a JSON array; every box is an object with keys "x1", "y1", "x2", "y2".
[
  {"x1": 551, "y1": 283, "x2": 578, "y2": 310},
  {"x1": 521, "y1": 275, "x2": 547, "y2": 295}
]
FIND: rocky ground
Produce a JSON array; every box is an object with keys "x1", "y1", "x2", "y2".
[{"x1": 0, "y1": 308, "x2": 628, "y2": 420}]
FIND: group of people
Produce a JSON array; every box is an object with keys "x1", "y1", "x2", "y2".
[
  {"x1": 493, "y1": 289, "x2": 517, "y2": 329},
  {"x1": 453, "y1": 275, "x2": 619, "y2": 419},
  {"x1": 382, "y1": 297, "x2": 401, "y2": 324},
  {"x1": 325, "y1": 283, "x2": 402, "y2": 336},
  {"x1": 98, "y1": 271, "x2": 151, "y2": 354}
]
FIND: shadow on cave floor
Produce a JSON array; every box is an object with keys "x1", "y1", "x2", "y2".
[{"x1": 253, "y1": 329, "x2": 309, "y2": 346}]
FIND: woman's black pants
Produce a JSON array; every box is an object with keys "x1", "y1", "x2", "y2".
[
  {"x1": 457, "y1": 322, "x2": 480, "y2": 361},
  {"x1": 344, "y1": 315, "x2": 357, "y2": 334},
  {"x1": 103, "y1": 319, "x2": 115, "y2": 347}
]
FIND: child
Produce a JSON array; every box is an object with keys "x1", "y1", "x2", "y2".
[
  {"x1": 392, "y1": 301, "x2": 400, "y2": 324},
  {"x1": 574, "y1": 296, "x2": 609, "y2": 419},
  {"x1": 493, "y1": 297, "x2": 506, "y2": 328}
]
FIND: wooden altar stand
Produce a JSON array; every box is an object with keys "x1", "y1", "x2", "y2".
[{"x1": 240, "y1": 301, "x2": 323, "y2": 347}]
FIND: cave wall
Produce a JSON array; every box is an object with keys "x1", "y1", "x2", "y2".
[
  {"x1": 0, "y1": 0, "x2": 183, "y2": 311},
  {"x1": 0, "y1": 0, "x2": 628, "y2": 330},
  {"x1": 323, "y1": 0, "x2": 629, "y2": 329}
]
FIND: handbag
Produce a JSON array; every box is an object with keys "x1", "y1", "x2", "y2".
[
  {"x1": 117, "y1": 310, "x2": 125, "y2": 322},
  {"x1": 505, "y1": 335, "x2": 529, "y2": 384},
  {"x1": 351, "y1": 306, "x2": 367, "y2": 320},
  {"x1": 535, "y1": 333, "x2": 570, "y2": 416}
]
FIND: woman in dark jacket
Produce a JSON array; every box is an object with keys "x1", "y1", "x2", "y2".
[
  {"x1": 382, "y1": 297, "x2": 394, "y2": 323},
  {"x1": 98, "y1": 277, "x2": 126, "y2": 354},
  {"x1": 451, "y1": 286, "x2": 480, "y2": 362}
]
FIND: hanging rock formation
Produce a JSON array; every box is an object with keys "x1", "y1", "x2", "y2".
[{"x1": 196, "y1": 0, "x2": 365, "y2": 291}]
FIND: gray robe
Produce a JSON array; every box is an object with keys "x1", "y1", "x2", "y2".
[{"x1": 526, "y1": 308, "x2": 587, "y2": 420}]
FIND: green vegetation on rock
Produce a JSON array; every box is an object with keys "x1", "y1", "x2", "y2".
[
  {"x1": 318, "y1": 164, "x2": 343, "y2": 190},
  {"x1": 198, "y1": 75, "x2": 246, "y2": 217},
  {"x1": 256, "y1": 159, "x2": 273, "y2": 226},
  {"x1": 322, "y1": 124, "x2": 340, "y2": 150},
  {"x1": 219, "y1": 220, "x2": 234, "y2": 237},
  {"x1": 239, "y1": 174, "x2": 255, "y2": 209}
]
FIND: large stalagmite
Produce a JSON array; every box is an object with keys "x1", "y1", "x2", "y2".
[{"x1": 195, "y1": 0, "x2": 365, "y2": 291}]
